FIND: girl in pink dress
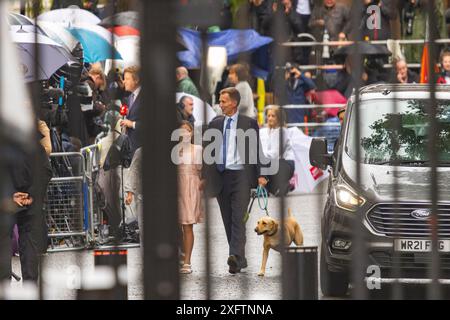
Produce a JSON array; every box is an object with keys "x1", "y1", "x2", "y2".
[{"x1": 177, "y1": 122, "x2": 204, "y2": 274}]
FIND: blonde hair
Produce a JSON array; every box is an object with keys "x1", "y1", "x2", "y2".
[
  {"x1": 265, "y1": 105, "x2": 286, "y2": 128},
  {"x1": 440, "y1": 50, "x2": 450, "y2": 64},
  {"x1": 89, "y1": 67, "x2": 106, "y2": 91},
  {"x1": 124, "y1": 65, "x2": 140, "y2": 83}
]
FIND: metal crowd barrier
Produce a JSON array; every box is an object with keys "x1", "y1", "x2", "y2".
[
  {"x1": 46, "y1": 152, "x2": 88, "y2": 252},
  {"x1": 45, "y1": 145, "x2": 103, "y2": 252},
  {"x1": 80, "y1": 143, "x2": 102, "y2": 243}
]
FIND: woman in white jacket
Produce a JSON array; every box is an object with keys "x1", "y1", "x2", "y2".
[{"x1": 260, "y1": 105, "x2": 296, "y2": 196}]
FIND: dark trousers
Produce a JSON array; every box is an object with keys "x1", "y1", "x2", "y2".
[
  {"x1": 266, "y1": 159, "x2": 295, "y2": 196},
  {"x1": 216, "y1": 170, "x2": 250, "y2": 262},
  {"x1": 0, "y1": 212, "x2": 41, "y2": 282}
]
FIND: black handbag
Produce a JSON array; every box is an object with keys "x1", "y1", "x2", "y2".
[{"x1": 103, "y1": 133, "x2": 132, "y2": 170}]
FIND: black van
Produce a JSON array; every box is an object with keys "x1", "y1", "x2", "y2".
[{"x1": 310, "y1": 84, "x2": 450, "y2": 297}]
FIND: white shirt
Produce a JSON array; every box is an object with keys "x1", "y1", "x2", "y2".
[
  {"x1": 260, "y1": 127, "x2": 295, "y2": 161},
  {"x1": 221, "y1": 112, "x2": 244, "y2": 170},
  {"x1": 296, "y1": 0, "x2": 311, "y2": 15},
  {"x1": 235, "y1": 81, "x2": 256, "y2": 119}
]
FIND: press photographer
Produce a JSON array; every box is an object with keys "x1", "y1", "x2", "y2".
[{"x1": 282, "y1": 62, "x2": 316, "y2": 124}]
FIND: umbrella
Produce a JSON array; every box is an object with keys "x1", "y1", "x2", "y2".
[
  {"x1": 8, "y1": 12, "x2": 34, "y2": 25},
  {"x1": 177, "y1": 28, "x2": 273, "y2": 69},
  {"x1": 9, "y1": 30, "x2": 75, "y2": 60},
  {"x1": 37, "y1": 21, "x2": 80, "y2": 52},
  {"x1": 38, "y1": 8, "x2": 100, "y2": 26},
  {"x1": 333, "y1": 42, "x2": 391, "y2": 57},
  {"x1": 10, "y1": 32, "x2": 71, "y2": 82},
  {"x1": 104, "y1": 36, "x2": 139, "y2": 74},
  {"x1": 100, "y1": 11, "x2": 139, "y2": 29},
  {"x1": 10, "y1": 31, "x2": 64, "y2": 46},
  {"x1": 67, "y1": 27, "x2": 122, "y2": 63},
  {"x1": 315, "y1": 89, "x2": 347, "y2": 117},
  {"x1": 108, "y1": 26, "x2": 140, "y2": 37},
  {"x1": 72, "y1": 22, "x2": 116, "y2": 43},
  {"x1": 1, "y1": 4, "x2": 34, "y2": 146},
  {"x1": 7, "y1": 12, "x2": 46, "y2": 35}
]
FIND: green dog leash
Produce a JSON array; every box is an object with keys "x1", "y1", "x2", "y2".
[{"x1": 243, "y1": 185, "x2": 269, "y2": 224}]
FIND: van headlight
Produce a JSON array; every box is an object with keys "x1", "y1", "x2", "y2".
[{"x1": 334, "y1": 184, "x2": 366, "y2": 212}]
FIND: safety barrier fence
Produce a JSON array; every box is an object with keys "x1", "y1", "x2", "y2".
[
  {"x1": 46, "y1": 152, "x2": 88, "y2": 252},
  {"x1": 46, "y1": 145, "x2": 103, "y2": 252}
]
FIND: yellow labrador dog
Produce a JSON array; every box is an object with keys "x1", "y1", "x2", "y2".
[{"x1": 254, "y1": 208, "x2": 303, "y2": 276}]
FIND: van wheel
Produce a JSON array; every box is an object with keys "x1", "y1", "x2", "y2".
[{"x1": 320, "y1": 244, "x2": 349, "y2": 297}]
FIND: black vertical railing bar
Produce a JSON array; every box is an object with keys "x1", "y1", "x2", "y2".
[
  {"x1": 107, "y1": 0, "x2": 123, "y2": 298},
  {"x1": 271, "y1": 2, "x2": 289, "y2": 300},
  {"x1": 274, "y1": 2, "x2": 287, "y2": 301},
  {"x1": 0, "y1": 0, "x2": 5, "y2": 298},
  {"x1": 390, "y1": 75, "x2": 402, "y2": 299},
  {"x1": 32, "y1": 0, "x2": 43, "y2": 300},
  {"x1": 176, "y1": 0, "x2": 222, "y2": 300},
  {"x1": 199, "y1": 29, "x2": 212, "y2": 300},
  {"x1": 142, "y1": 0, "x2": 179, "y2": 300},
  {"x1": 349, "y1": 0, "x2": 367, "y2": 300},
  {"x1": 235, "y1": 5, "x2": 251, "y2": 300},
  {"x1": 425, "y1": 0, "x2": 441, "y2": 300}
]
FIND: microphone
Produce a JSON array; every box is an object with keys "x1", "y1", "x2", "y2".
[
  {"x1": 120, "y1": 104, "x2": 128, "y2": 119},
  {"x1": 120, "y1": 104, "x2": 129, "y2": 134}
]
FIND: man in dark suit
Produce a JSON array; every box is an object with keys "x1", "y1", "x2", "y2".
[
  {"x1": 120, "y1": 66, "x2": 142, "y2": 155},
  {"x1": 202, "y1": 87, "x2": 268, "y2": 274}
]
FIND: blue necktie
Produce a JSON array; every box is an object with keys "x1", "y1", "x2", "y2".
[
  {"x1": 128, "y1": 93, "x2": 135, "y2": 112},
  {"x1": 217, "y1": 117, "x2": 232, "y2": 173}
]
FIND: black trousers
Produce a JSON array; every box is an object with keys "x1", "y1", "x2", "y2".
[
  {"x1": 0, "y1": 211, "x2": 41, "y2": 282},
  {"x1": 266, "y1": 159, "x2": 295, "y2": 197},
  {"x1": 216, "y1": 170, "x2": 250, "y2": 264}
]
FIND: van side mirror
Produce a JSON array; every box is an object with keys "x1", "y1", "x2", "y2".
[{"x1": 309, "y1": 138, "x2": 333, "y2": 170}]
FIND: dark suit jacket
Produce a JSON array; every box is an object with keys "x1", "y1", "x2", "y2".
[
  {"x1": 125, "y1": 91, "x2": 142, "y2": 154},
  {"x1": 202, "y1": 114, "x2": 266, "y2": 197}
]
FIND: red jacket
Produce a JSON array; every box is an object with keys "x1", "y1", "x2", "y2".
[{"x1": 437, "y1": 76, "x2": 448, "y2": 84}]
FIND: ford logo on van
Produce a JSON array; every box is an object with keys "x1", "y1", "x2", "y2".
[{"x1": 411, "y1": 209, "x2": 431, "y2": 220}]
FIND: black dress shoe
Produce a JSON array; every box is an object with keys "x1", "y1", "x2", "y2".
[
  {"x1": 227, "y1": 255, "x2": 241, "y2": 274},
  {"x1": 241, "y1": 257, "x2": 248, "y2": 269}
]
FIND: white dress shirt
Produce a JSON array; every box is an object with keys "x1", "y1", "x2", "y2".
[
  {"x1": 221, "y1": 112, "x2": 244, "y2": 170},
  {"x1": 296, "y1": 0, "x2": 311, "y2": 15}
]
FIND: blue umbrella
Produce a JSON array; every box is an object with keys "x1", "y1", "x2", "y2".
[
  {"x1": 67, "y1": 27, "x2": 122, "y2": 63},
  {"x1": 177, "y1": 28, "x2": 273, "y2": 79}
]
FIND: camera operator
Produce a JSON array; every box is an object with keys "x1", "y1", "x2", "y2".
[
  {"x1": 81, "y1": 66, "x2": 107, "y2": 145},
  {"x1": 281, "y1": 62, "x2": 316, "y2": 124},
  {"x1": 401, "y1": 0, "x2": 446, "y2": 63}
]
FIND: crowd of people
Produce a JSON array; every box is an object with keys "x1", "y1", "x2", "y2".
[
  {"x1": 172, "y1": 0, "x2": 450, "y2": 275},
  {"x1": 4, "y1": 0, "x2": 450, "y2": 283}
]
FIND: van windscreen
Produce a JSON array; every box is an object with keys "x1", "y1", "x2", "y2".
[{"x1": 346, "y1": 99, "x2": 450, "y2": 165}]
